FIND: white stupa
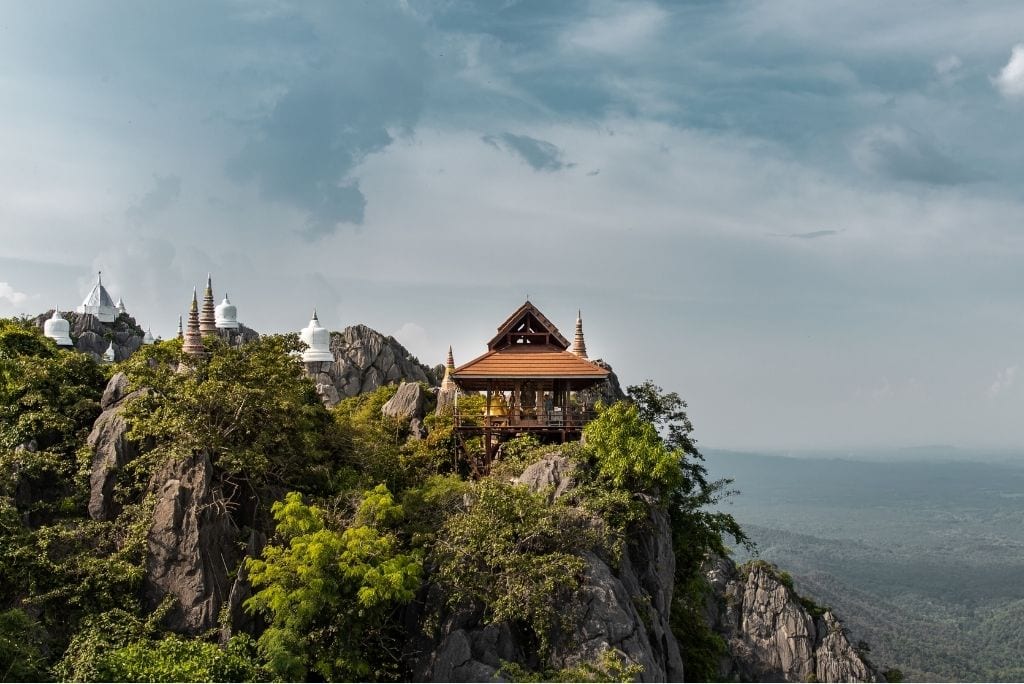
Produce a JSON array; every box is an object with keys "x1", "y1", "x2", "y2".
[
  {"x1": 43, "y1": 307, "x2": 73, "y2": 346},
  {"x1": 77, "y1": 272, "x2": 117, "y2": 323},
  {"x1": 215, "y1": 294, "x2": 239, "y2": 329},
  {"x1": 143, "y1": 327, "x2": 156, "y2": 345},
  {"x1": 102, "y1": 342, "x2": 116, "y2": 363},
  {"x1": 300, "y1": 310, "x2": 334, "y2": 362},
  {"x1": 115, "y1": 297, "x2": 127, "y2": 316}
]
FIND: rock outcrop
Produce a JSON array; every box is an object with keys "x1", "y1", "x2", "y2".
[
  {"x1": 304, "y1": 324, "x2": 436, "y2": 407},
  {"x1": 411, "y1": 454, "x2": 685, "y2": 682},
  {"x1": 87, "y1": 373, "x2": 146, "y2": 521},
  {"x1": 143, "y1": 453, "x2": 242, "y2": 634},
  {"x1": 577, "y1": 359, "x2": 626, "y2": 407},
  {"x1": 704, "y1": 557, "x2": 878, "y2": 682},
  {"x1": 34, "y1": 310, "x2": 145, "y2": 362},
  {"x1": 221, "y1": 323, "x2": 260, "y2": 349},
  {"x1": 382, "y1": 382, "x2": 426, "y2": 421}
]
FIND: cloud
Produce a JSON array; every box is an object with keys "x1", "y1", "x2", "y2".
[
  {"x1": 126, "y1": 174, "x2": 181, "y2": 225},
  {"x1": 850, "y1": 125, "x2": 982, "y2": 185},
  {"x1": 769, "y1": 229, "x2": 841, "y2": 240},
  {"x1": 562, "y1": 3, "x2": 668, "y2": 55},
  {"x1": 0, "y1": 282, "x2": 30, "y2": 306},
  {"x1": 989, "y1": 365, "x2": 1017, "y2": 397},
  {"x1": 226, "y1": 4, "x2": 430, "y2": 240},
  {"x1": 392, "y1": 321, "x2": 433, "y2": 363},
  {"x1": 482, "y1": 132, "x2": 573, "y2": 171},
  {"x1": 935, "y1": 54, "x2": 962, "y2": 76},
  {"x1": 993, "y1": 44, "x2": 1024, "y2": 98},
  {"x1": 934, "y1": 54, "x2": 963, "y2": 85}
]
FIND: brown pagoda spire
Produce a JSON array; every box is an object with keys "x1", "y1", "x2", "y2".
[
  {"x1": 199, "y1": 274, "x2": 217, "y2": 335},
  {"x1": 440, "y1": 345, "x2": 456, "y2": 392},
  {"x1": 570, "y1": 310, "x2": 588, "y2": 358},
  {"x1": 182, "y1": 288, "x2": 206, "y2": 356}
]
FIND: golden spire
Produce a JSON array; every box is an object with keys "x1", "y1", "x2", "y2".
[
  {"x1": 570, "y1": 310, "x2": 588, "y2": 358},
  {"x1": 440, "y1": 345, "x2": 456, "y2": 392},
  {"x1": 183, "y1": 287, "x2": 206, "y2": 356},
  {"x1": 199, "y1": 273, "x2": 217, "y2": 334}
]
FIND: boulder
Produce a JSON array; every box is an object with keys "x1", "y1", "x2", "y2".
[
  {"x1": 304, "y1": 324, "x2": 436, "y2": 407},
  {"x1": 515, "y1": 454, "x2": 576, "y2": 503},
  {"x1": 100, "y1": 372, "x2": 129, "y2": 409},
  {"x1": 143, "y1": 453, "x2": 242, "y2": 633},
  {"x1": 382, "y1": 382, "x2": 426, "y2": 421}
]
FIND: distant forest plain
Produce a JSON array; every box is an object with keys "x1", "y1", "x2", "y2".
[{"x1": 706, "y1": 448, "x2": 1024, "y2": 682}]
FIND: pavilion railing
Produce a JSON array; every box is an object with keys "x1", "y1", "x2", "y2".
[{"x1": 454, "y1": 406, "x2": 598, "y2": 430}]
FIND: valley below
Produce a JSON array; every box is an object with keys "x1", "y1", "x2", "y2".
[{"x1": 706, "y1": 449, "x2": 1024, "y2": 682}]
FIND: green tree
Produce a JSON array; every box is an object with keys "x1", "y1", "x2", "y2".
[
  {"x1": 96, "y1": 634, "x2": 266, "y2": 683},
  {"x1": 0, "y1": 319, "x2": 105, "y2": 523},
  {"x1": 432, "y1": 478, "x2": 608, "y2": 656},
  {"x1": 582, "y1": 401, "x2": 683, "y2": 496},
  {"x1": 0, "y1": 608, "x2": 47, "y2": 682},
  {"x1": 246, "y1": 488, "x2": 422, "y2": 681},
  {"x1": 625, "y1": 380, "x2": 749, "y2": 681},
  {"x1": 122, "y1": 335, "x2": 341, "y2": 498}
]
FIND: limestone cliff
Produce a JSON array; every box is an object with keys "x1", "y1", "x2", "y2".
[
  {"x1": 86, "y1": 372, "x2": 146, "y2": 520},
  {"x1": 704, "y1": 556, "x2": 879, "y2": 682},
  {"x1": 577, "y1": 358, "x2": 627, "y2": 406},
  {"x1": 409, "y1": 455, "x2": 685, "y2": 682},
  {"x1": 305, "y1": 324, "x2": 436, "y2": 407},
  {"x1": 143, "y1": 452, "x2": 242, "y2": 634}
]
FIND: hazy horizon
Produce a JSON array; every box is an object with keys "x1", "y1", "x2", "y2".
[{"x1": 4, "y1": 2, "x2": 1024, "y2": 450}]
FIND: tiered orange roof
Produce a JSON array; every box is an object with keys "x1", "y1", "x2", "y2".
[{"x1": 452, "y1": 301, "x2": 608, "y2": 391}]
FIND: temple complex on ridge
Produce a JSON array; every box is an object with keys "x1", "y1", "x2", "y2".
[
  {"x1": 178, "y1": 275, "x2": 251, "y2": 356},
  {"x1": 450, "y1": 301, "x2": 609, "y2": 458}
]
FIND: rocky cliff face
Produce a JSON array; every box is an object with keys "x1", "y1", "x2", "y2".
[
  {"x1": 410, "y1": 455, "x2": 685, "y2": 683},
  {"x1": 87, "y1": 372, "x2": 146, "y2": 520},
  {"x1": 143, "y1": 452, "x2": 242, "y2": 634},
  {"x1": 704, "y1": 556, "x2": 879, "y2": 683},
  {"x1": 86, "y1": 374, "x2": 247, "y2": 634},
  {"x1": 34, "y1": 310, "x2": 145, "y2": 362},
  {"x1": 305, "y1": 324, "x2": 436, "y2": 407},
  {"x1": 220, "y1": 324, "x2": 260, "y2": 349},
  {"x1": 577, "y1": 359, "x2": 627, "y2": 407}
]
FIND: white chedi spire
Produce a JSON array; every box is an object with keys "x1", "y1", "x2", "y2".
[
  {"x1": 300, "y1": 309, "x2": 334, "y2": 362},
  {"x1": 143, "y1": 327, "x2": 156, "y2": 345},
  {"x1": 102, "y1": 342, "x2": 116, "y2": 363},
  {"x1": 215, "y1": 293, "x2": 239, "y2": 329},
  {"x1": 43, "y1": 307, "x2": 73, "y2": 346},
  {"x1": 116, "y1": 297, "x2": 127, "y2": 315},
  {"x1": 77, "y1": 271, "x2": 117, "y2": 323}
]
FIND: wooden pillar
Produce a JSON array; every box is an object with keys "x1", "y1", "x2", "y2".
[{"x1": 485, "y1": 382, "x2": 493, "y2": 466}]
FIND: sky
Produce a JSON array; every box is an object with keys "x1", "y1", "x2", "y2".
[{"x1": 2, "y1": 1, "x2": 1024, "y2": 450}]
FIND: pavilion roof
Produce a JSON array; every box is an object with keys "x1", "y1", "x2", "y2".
[
  {"x1": 487, "y1": 300, "x2": 570, "y2": 351},
  {"x1": 452, "y1": 345, "x2": 609, "y2": 382}
]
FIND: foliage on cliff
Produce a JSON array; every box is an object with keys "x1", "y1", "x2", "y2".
[{"x1": 0, "y1": 318, "x2": 752, "y2": 682}]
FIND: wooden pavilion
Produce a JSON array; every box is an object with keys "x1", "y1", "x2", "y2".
[{"x1": 451, "y1": 301, "x2": 609, "y2": 460}]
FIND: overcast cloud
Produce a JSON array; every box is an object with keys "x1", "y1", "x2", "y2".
[{"x1": 2, "y1": 1, "x2": 1024, "y2": 450}]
